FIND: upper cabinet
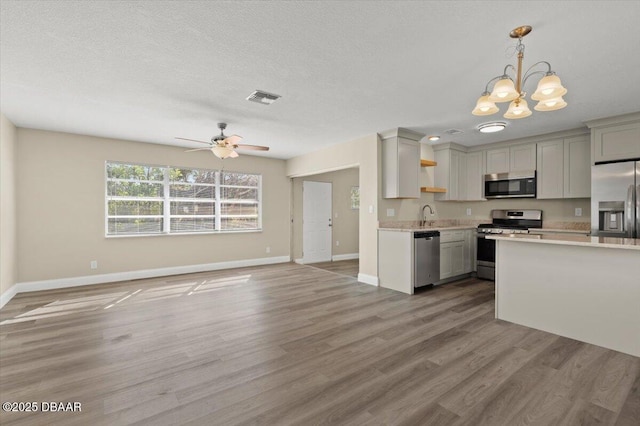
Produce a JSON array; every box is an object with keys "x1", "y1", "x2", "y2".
[
  {"x1": 586, "y1": 112, "x2": 640, "y2": 164},
  {"x1": 486, "y1": 143, "x2": 536, "y2": 174},
  {"x1": 433, "y1": 144, "x2": 485, "y2": 201},
  {"x1": 536, "y1": 135, "x2": 590, "y2": 199},
  {"x1": 380, "y1": 128, "x2": 423, "y2": 198}
]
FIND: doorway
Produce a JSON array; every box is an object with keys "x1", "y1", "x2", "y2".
[{"x1": 303, "y1": 181, "x2": 332, "y2": 263}]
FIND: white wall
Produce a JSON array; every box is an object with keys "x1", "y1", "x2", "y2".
[
  {"x1": 286, "y1": 134, "x2": 379, "y2": 283},
  {"x1": 0, "y1": 113, "x2": 18, "y2": 301},
  {"x1": 16, "y1": 129, "x2": 291, "y2": 283},
  {"x1": 292, "y1": 168, "x2": 359, "y2": 260}
]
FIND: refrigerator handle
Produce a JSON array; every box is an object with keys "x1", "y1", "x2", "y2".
[
  {"x1": 636, "y1": 185, "x2": 639, "y2": 239},
  {"x1": 625, "y1": 185, "x2": 634, "y2": 238}
]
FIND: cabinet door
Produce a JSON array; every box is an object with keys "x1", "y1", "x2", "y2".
[
  {"x1": 510, "y1": 143, "x2": 537, "y2": 172},
  {"x1": 449, "y1": 149, "x2": 460, "y2": 200},
  {"x1": 440, "y1": 243, "x2": 453, "y2": 280},
  {"x1": 536, "y1": 139, "x2": 564, "y2": 199},
  {"x1": 486, "y1": 148, "x2": 510, "y2": 174},
  {"x1": 593, "y1": 122, "x2": 640, "y2": 163},
  {"x1": 465, "y1": 151, "x2": 485, "y2": 200},
  {"x1": 564, "y1": 135, "x2": 591, "y2": 198},
  {"x1": 451, "y1": 242, "x2": 465, "y2": 276},
  {"x1": 398, "y1": 139, "x2": 420, "y2": 198}
]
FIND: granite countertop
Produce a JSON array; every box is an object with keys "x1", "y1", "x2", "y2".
[
  {"x1": 378, "y1": 226, "x2": 477, "y2": 232},
  {"x1": 487, "y1": 233, "x2": 640, "y2": 251}
]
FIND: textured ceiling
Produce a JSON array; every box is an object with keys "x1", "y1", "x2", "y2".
[{"x1": 1, "y1": 1, "x2": 639, "y2": 159}]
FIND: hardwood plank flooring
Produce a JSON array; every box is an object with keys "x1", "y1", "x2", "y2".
[
  {"x1": 0, "y1": 262, "x2": 638, "y2": 425},
  {"x1": 306, "y1": 259, "x2": 359, "y2": 278}
]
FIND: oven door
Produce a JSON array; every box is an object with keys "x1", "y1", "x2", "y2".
[{"x1": 476, "y1": 233, "x2": 496, "y2": 280}]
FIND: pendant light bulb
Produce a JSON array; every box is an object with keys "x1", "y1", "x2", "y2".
[
  {"x1": 488, "y1": 77, "x2": 519, "y2": 102},
  {"x1": 472, "y1": 93, "x2": 499, "y2": 116}
]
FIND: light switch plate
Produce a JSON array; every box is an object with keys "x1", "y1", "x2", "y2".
[
  {"x1": 466, "y1": 208, "x2": 472, "y2": 216},
  {"x1": 386, "y1": 208, "x2": 395, "y2": 217},
  {"x1": 575, "y1": 208, "x2": 582, "y2": 217}
]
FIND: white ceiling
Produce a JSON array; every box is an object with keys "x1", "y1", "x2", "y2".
[{"x1": 1, "y1": 1, "x2": 639, "y2": 159}]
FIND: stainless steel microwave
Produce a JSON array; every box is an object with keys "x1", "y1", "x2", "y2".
[{"x1": 484, "y1": 171, "x2": 536, "y2": 199}]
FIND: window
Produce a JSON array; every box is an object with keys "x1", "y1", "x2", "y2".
[{"x1": 106, "y1": 162, "x2": 261, "y2": 236}]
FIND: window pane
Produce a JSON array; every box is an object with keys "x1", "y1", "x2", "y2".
[
  {"x1": 108, "y1": 200, "x2": 163, "y2": 215},
  {"x1": 170, "y1": 217, "x2": 215, "y2": 232},
  {"x1": 221, "y1": 217, "x2": 258, "y2": 230},
  {"x1": 170, "y1": 201, "x2": 215, "y2": 215},
  {"x1": 220, "y1": 187, "x2": 258, "y2": 200},
  {"x1": 107, "y1": 181, "x2": 163, "y2": 197},
  {"x1": 222, "y1": 172, "x2": 259, "y2": 186},
  {"x1": 108, "y1": 218, "x2": 163, "y2": 234},
  {"x1": 221, "y1": 203, "x2": 258, "y2": 216},
  {"x1": 170, "y1": 168, "x2": 216, "y2": 184},
  {"x1": 107, "y1": 163, "x2": 164, "y2": 181},
  {"x1": 170, "y1": 184, "x2": 214, "y2": 199}
]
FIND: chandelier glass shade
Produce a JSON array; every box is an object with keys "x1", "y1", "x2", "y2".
[{"x1": 472, "y1": 26, "x2": 567, "y2": 120}]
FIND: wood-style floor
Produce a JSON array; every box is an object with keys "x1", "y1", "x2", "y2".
[
  {"x1": 306, "y1": 259, "x2": 359, "y2": 278},
  {"x1": 0, "y1": 261, "x2": 638, "y2": 425}
]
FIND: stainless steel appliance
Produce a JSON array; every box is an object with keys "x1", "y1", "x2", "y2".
[
  {"x1": 484, "y1": 171, "x2": 536, "y2": 199},
  {"x1": 591, "y1": 161, "x2": 640, "y2": 238},
  {"x1": 414, "y1": 230, "x2": 440, "y2": 288},
  {"x1": 476, "y1": 209, "x2": 543, "y2": 281}
]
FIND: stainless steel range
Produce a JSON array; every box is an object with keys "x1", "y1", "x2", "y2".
[{"x1": 476, "y1": 209, "x2": 543, "y2": 281}]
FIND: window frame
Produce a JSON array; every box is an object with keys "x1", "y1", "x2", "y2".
[{"x1": 105, "y1": 161, "x2": 262, "y2": 237}]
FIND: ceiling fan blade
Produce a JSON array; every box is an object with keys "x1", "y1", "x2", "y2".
[
  {"x1": 184, "y1": 147, "x2": 212, "y2": 152},
  {"x1": 228, "y1": 150, "x2": 240, "y2": 158},
  {"x1": 235, "y1": 144, "x2": 270, "y2": 151},
  {"x1": 176, "y1": 137, "x2": 211, "y2": 144},
  {"x1": 223, "y1": 134, "x2": 243, "y2": 145}
]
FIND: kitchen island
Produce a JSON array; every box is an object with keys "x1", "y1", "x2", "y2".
[{"x1": 488, "y1": 233, "x2": 640, "y2": 357}]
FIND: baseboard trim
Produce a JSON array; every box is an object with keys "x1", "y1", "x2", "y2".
[
  {"x1": 294, "y1": 258, "x2": 304, "y2": 265},
  {"x1": 0, "y1": 284, "x2": 19, "y2": 310},
  {"x1": 9, "y1": 256, "x2": 291, "y2": 297},
  {"x1": 332, "y1": 253, "x2": 359, "y2": 261},
  {"x1": 357, "y1": 273, "x2": 379, "y2": 286}
]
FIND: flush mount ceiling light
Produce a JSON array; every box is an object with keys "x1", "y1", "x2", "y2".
[
  {"x1": 472, "y1": 26, "x2": 567, "y2": 120},
  {"x1": 478, "y1": 122, "x2": 507, "y2": 133},
  {"x1": 428, "y1": 135, "x2": 440, "y2": 141}
]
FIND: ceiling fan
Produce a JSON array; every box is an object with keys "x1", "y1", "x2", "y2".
[{"x1": 176, "y1": 123, "x2": 269, "y2": 159}]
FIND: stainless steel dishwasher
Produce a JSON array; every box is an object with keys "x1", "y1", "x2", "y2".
[{"x1": 413, "y1": 231, "x2": 440, "y2": 288}]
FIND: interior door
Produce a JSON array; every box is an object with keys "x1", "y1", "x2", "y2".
[{"x1": 303, "y1": 181, "x2": 332, "y2": 263}]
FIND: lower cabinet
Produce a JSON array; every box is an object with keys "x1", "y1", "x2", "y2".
[{"x1": 440, "y1": 230, "x2": 475, "y2": 280}]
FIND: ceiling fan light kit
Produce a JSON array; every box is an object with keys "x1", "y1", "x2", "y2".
[
  {"x1": 176, "y1": 123, "x2": 269, "y2": 159},
  {"x1": 472, "y1": 25, "x2": 568, "y2": 120}
]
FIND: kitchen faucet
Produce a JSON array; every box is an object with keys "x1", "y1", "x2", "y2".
[{"x1": 420, "y1": 204, "x2": 435, "y2": 227}]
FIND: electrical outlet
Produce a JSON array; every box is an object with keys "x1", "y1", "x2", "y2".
[
  {"x1": 266, "y1": 246, "x2": 271, "y2": 254},
  {"x1": 336, "y1": 240, "x2": 340, "y2": 246},
  {"x1": 90, "y1": 260, "x2": 98, "y2": 270},
  {"x1": 386, "y1": 208, "x2": 395, "y2": 217},
  {"x1": 575, "y1": 208, "x2": 582, "y2": 217},
  {"x1": 466, "y1": 208, "x2": 472, "y2": 216},
  {"x1": 368, "y1": 205, "x2": 374, "y2": 214},
  {"x1": 335, "y1": 212, "x2": 339, "y2": 218}
]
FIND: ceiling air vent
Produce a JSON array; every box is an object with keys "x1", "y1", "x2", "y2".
[
  {"x1": 443, "y1": 129, "x2": 464, "y2": 135},
  {"x1": 246, "y1": 90, "x2": 281, "y2": 105}
]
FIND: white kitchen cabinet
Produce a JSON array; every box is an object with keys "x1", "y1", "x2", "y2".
[
  {"x1": 536, "y1": 139, "x2": 564, "y2": 199},
  {"x1": 434, "y1": 147, "x2": 463, "y2": 201},
  {"x1": 486, "y1": 144, "x2": 536, "y2": 174},
  {"x1": 537, "y1": 135, "x2": 590, "y2": 199},
  {"x1": 440, "y1": 230, "x2": 472, "y2": 280},
  {"x1": 485, "y1": 147, "x2": 510, "y2": 174},
  {"x1": 510, "y1": 144, "x2": 537, "y2": 172},
  {"x1": 564, "y1": 135, "x2": 591, "y2": 198},
  {"x1": 381, "y1": 128, "x2": 423, "y2": 199},
  {"x1": 434, "y1": 146, "x2": 484, "y2": 201},
  {"x1": 591, "y1": 121, "x2": 640, "y2": 164},
  {"x1": 464, "y1": 151, "x2": 485, "y2": 201}
]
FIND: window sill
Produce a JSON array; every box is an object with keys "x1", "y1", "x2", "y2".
[{"x1": 105, "y1": 229, "x2": 263, "y2": 239}]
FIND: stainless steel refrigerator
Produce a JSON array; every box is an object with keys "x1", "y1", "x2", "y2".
[{"x1": 591, "y1": 161, "x2": 640, "y2": 238}]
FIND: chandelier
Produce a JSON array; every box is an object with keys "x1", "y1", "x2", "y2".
[{"x1": 472, "y1": 26, "x2": 567, "y2": 119}]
